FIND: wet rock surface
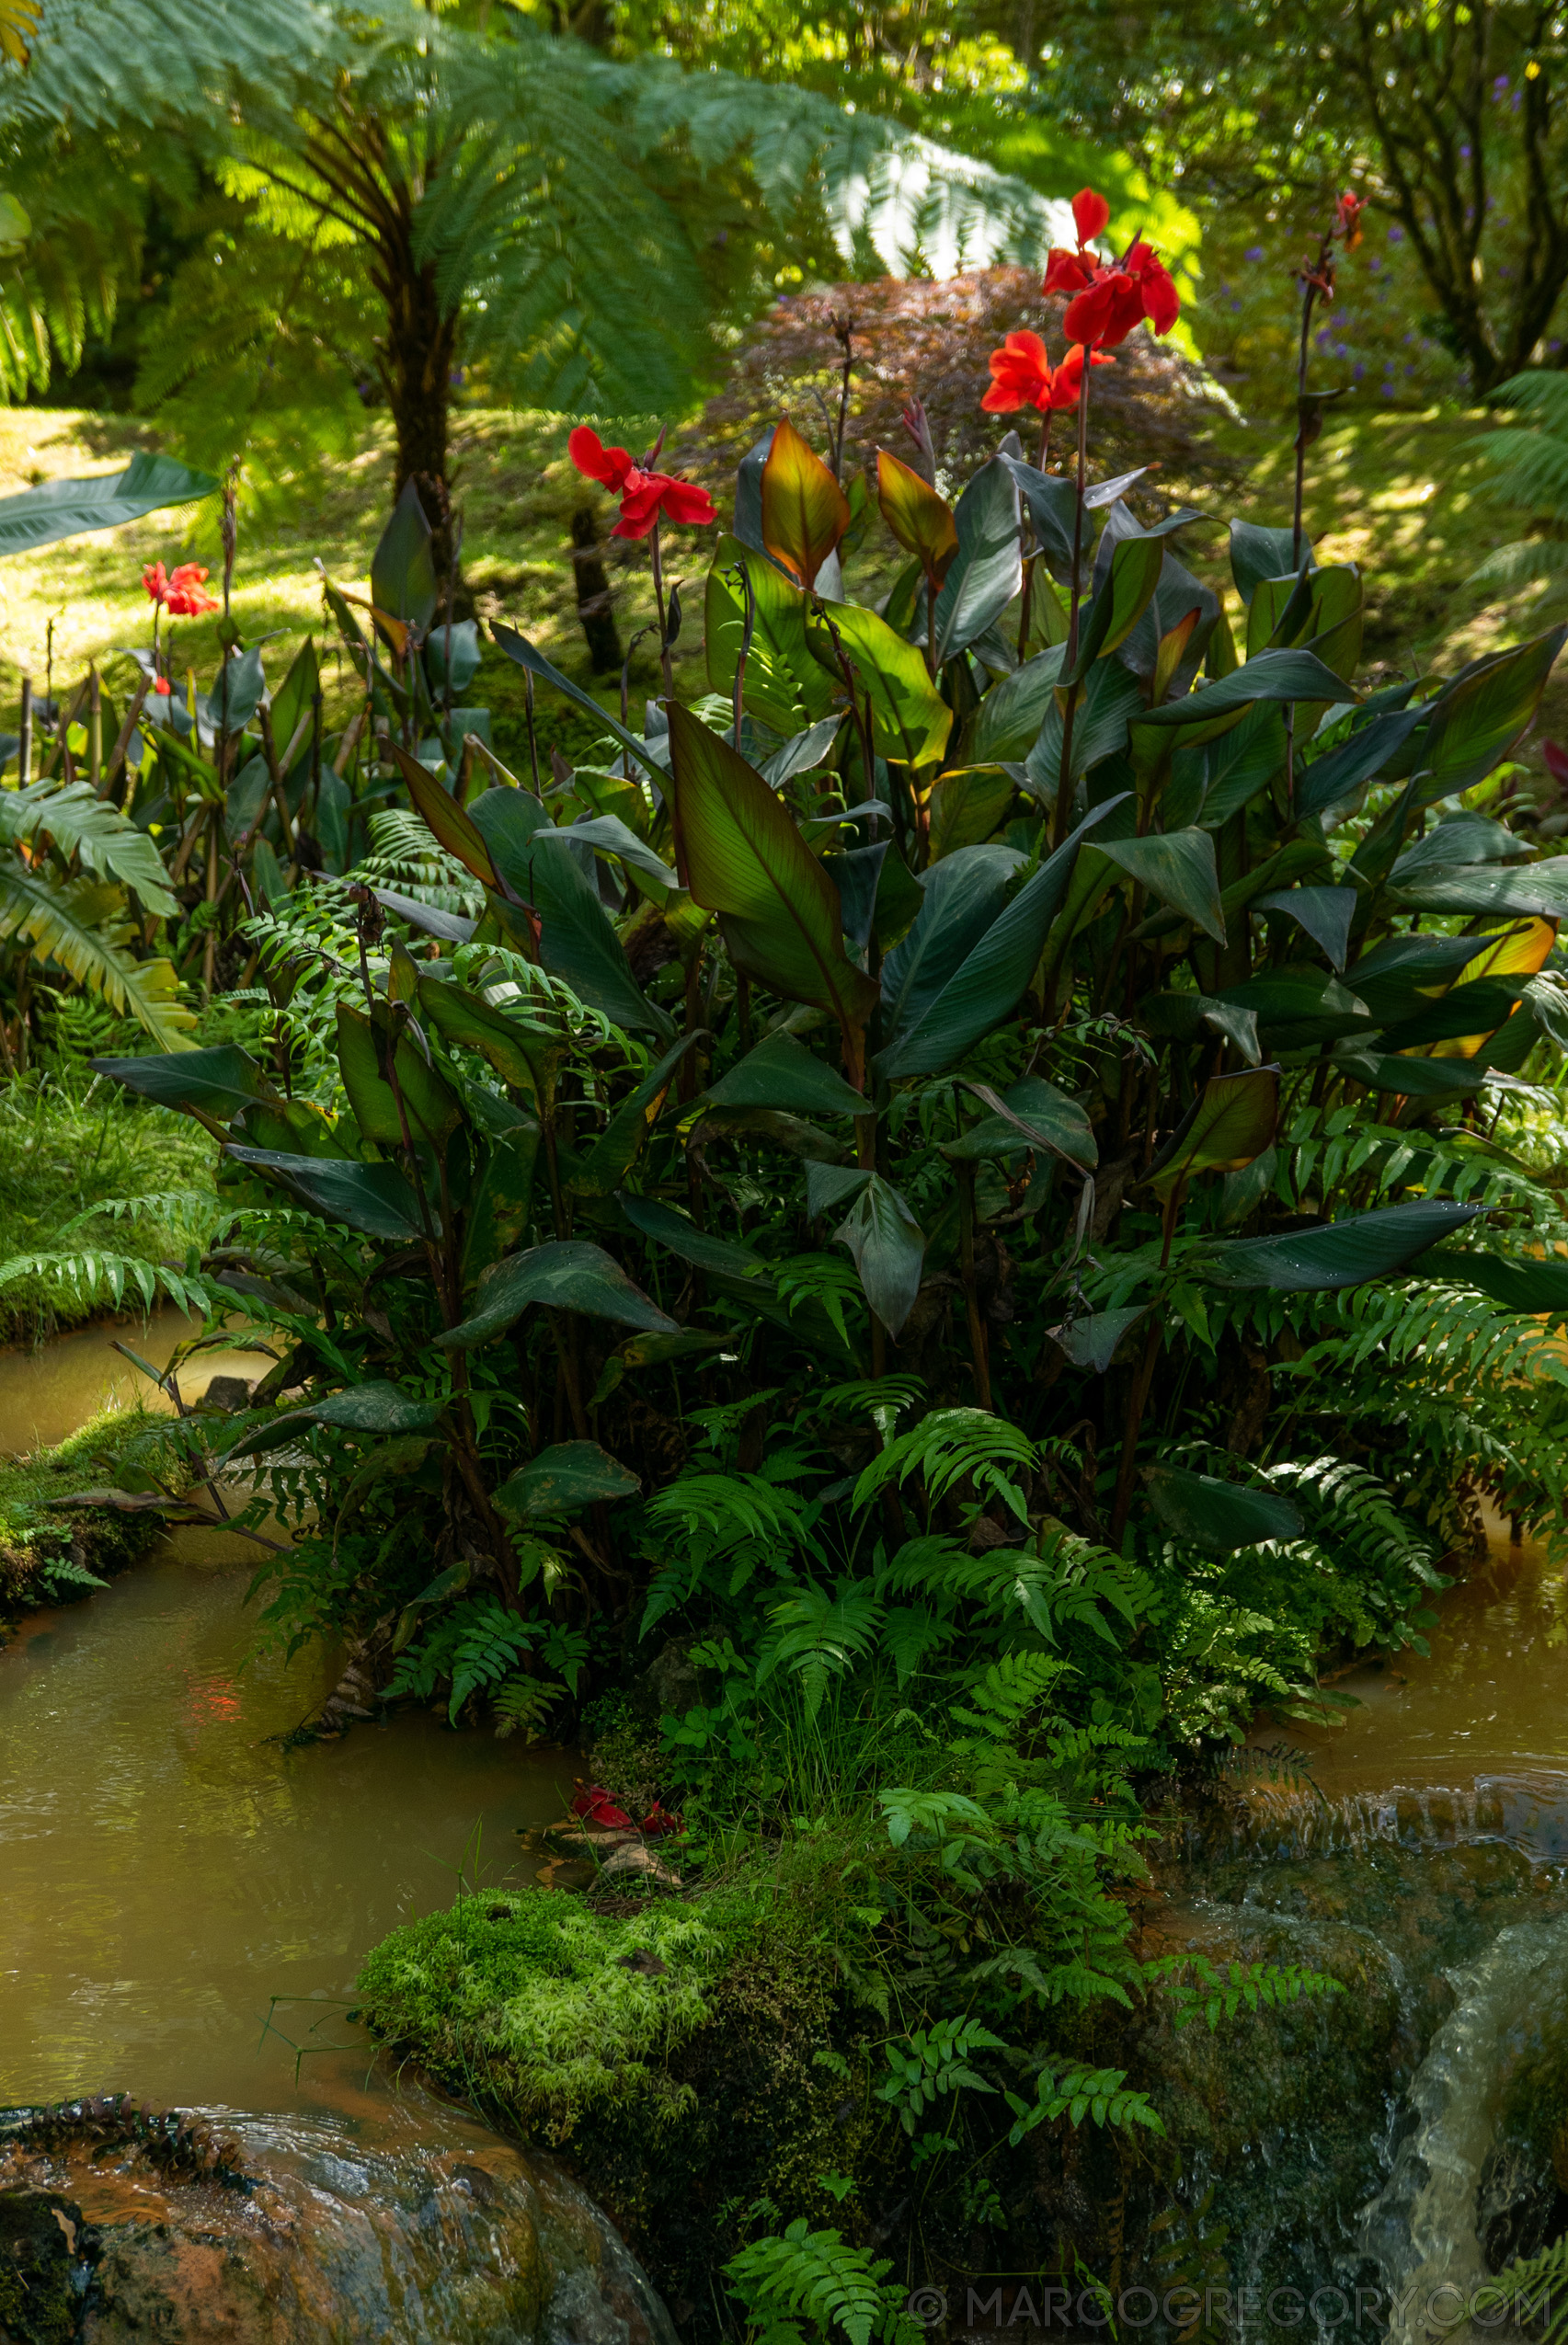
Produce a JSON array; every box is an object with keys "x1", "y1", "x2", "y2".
[{"x1": 0, "y1": 2100, "x2": 677, "y2": 2345}]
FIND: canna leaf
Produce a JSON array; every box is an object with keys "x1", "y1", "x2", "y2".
[
  {"x1": 1098, "y1": 829, "x2": 1225, "y2": 944},
  {"x1": 704, "y1": 1027, "x2": 868, "y2": 1117},
  {"x1": 1143, "y1": 1463, "x2": 1305, "y2": 1550},
  {"x1": 387, "y1": 738, "x2": 502, "y2": 889},
  {"x1": 834, "y1": 1172, "x2": 925, "y2": 1338},
  {"x1": 438, "y1": 1239, "x2": 678, "y2": 1348},
  {"x1": 1198, "y1": 1198, "x2": 1488, "y2": 1290},
  {"x1": 224, "y1": 1148, "x2": 429, "y2": 1242},
  {"x1": 808, "y1": 599, "x2": 952, "y2": 767},
  {"x1": 933, "y1": 453, "x2": 1023, "y2": 661},
  {"x1": 666, "y1": 702, "x2": 878, "y2": 1082},
  {"x1": 495, "y1": 1441, "x2": 641, "y2": 1517},
  {"x1": 876, "y1": 448, "x2": 958, "y2": 585},
  {"x1": 1148, "y1": 1068, "x2": 1278, "y2": 1197},
  {"x1": 704, "y1": 535, "x2": 839, "y2": 736},
  {"x1": 371, "y1": 476, "x2": 438, "y2": 635},
  {"x1": 761, "y1": 415, "x2": 850, "y2": 591}
]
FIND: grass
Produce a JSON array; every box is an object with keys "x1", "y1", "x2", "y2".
[{"x1": 2, "y1": 390, "x2": 1563, "y2": 783}]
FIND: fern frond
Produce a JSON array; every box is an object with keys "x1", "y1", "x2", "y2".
[{"x1": 0, "y1": 867, "x2": 193, "y2": 1047}]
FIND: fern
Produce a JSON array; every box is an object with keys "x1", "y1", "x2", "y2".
[
  {"x1": 1004, "y1": 2062, "x2": 1165, "y2": 2145},
  {"x1": 853, "y1": 1407, "x2": 1037, "y2": 1523},
  {"x1": 1148, "y1": 1953, "x2": 1346, "y2": 2031},
  {"x1": 876, "y1": 2017, "x2": 1008, "y2": 2133},
  {"x1": 387, "y1": 1595, "x2": 540, "y2": 1723},
  {"x1": 724, "y1": 2217, "x2": 917, "y2": 2345},
  {"x1": 492, "y1": 1673, "x2": 563, "y2": 1742},
  {"x1": 760, "y1": 1581, "x2": 884, "y2": 1719},
  {"x1": 0, "y1": 1245, "x2": 215, "y2": 1315}
]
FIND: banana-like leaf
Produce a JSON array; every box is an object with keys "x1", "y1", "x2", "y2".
[
  {"x1": 879, "y1": 844, "x2": 1023, "y2": 1042},
  {"x1": 470, "y1": 786, "x2": 674, "y2": 1040},
  {"x1": 705, "y1": 534, "x2": 839, "y2": 736},
  {"x1": 224, "y1": 1148, "x2": 429, "y2": 1242},
  {"x1": 0, "y1": 781, "x2": 177, "y2": 916},
  {"x1": 372, "y1": 476, "x2": 439, "y2": 635},
  {"x1": 1, "y1": 870, "x2": 193, "y2": 1049},
  {"x1": 1230, "y1": 521, "x2": 1305, "y2": 605},
  {"x1": 1386, "y1": 862, "x2": 1568, "y2": 921},
  {"x1": 876, "y1": 448, "x2": 957, "y2": 584},
  {"x1": 964, "y1": 646, "x2": 1067, "y2": 765},
  {"x1": 834, "y1": 1171, "x2": 924, "y2": 1337},
  {"x1": 876, "y1": 806, "x2": 1122, "y2": 1080},
  {"x1": 1047, "y1": 1305, "x2": 1147, "y2": 1372},
  {"x1": 387, "y1": 739, "x2": 501, "y2": 888},
  {"x1": 1294, "y1": 703, "x2": 1425, "y2": 822},
  {"x1": 1097, "y1": 829, "x2": 1225, "y2": 944},
  {"x1": 1333, "y1": 1049, "x2": 1492, "y2": 1099},
  {"x1": 1148, "y1": 1068, "x2": 1278, "y2": 1197},
  {"x1": 438, "y1": 1238, "x2": 677, "y2": 1347},
  {"x1": 704, "y1": 1027, "x2": 868, "y2": 1117},
  {"x1": 1136, "y1": 646, "x2": 1352, "y2": 734},
  {"x1": 93, "y1": 1043, "x2": 270, "y2": 1116},
  {"x1": 808, "y1": 600, "x2": 952, "y2": 768},
  {"x1": 945, "y1": 1075, "x2": 1098, "y2": 1172},
  {"x1": 0, "y1": 450, "x2": 216, "y2": 555},
  {"x1": 1199, "y1": 1198, "x2": 1488, "y2": 1289},
  {"x1": 1253, "y1": 885, "x2": 1357, "y2": 971},
  {"x1": 666, "y1": 702, "x2": 878, "y2": 1081},
  {"x1": 933, "y1": 453, "x2": 1023, "y2": 661},
  {"x1": 929, "y1": 768, "x2": 1016, "y2": 860},
  {"x1": 336, "y1": 1002, "x2": 464, "y2": 1149},
  {"x1": 1428, "y1": 1249, "x2": 1568, "y2": 1315},
  {"x1": 491, "y1": 621, "x2": 663, "y2": 779},
  {"x1": 1063, "y1": 533, "x2": 1165, "y2": 686},
  {"x1": 417, "y1": 976, "x2": 565, "y2": 1104},
  {"x1": 1420, "y1": 625, "x2": 1568, "y2": 798},
  {"x1": 536, "y1": 814, "x2": 676, "y2": 893},
  {"x1": 617, "y1": 1189, "x2": 771, "y2": 1279},
  {"x1": 761, "y1": 416, "x2": 850, "y2": 590},
  {"x1": 1143, "y1": 1463, "x2": 1305, "y2": 1550},
  {"x1": 495, "y1": 1440, "x2": 641, "y2": 1517},
  {"x1": 227, "y1": 1381, "x2": 444, "y2": 1458}
]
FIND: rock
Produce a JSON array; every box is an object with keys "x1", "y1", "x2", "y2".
[
  {"x1": 200, "y1": 1375, "x2": 256, "y2": 1412},
  {"x1": 598, "y1": 1842, "x2": 681, "y2": 1890},
  {"x1": 0, "y1": 2099, "x2": 680, "y2": 2345}
]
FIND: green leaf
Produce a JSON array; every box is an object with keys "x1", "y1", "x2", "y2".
[
  {"x1": 537, "y1": 814, "x2": 676, "y2": 894},
  {"x1": 1063, "y1": 533, "x2": 1165, "y2": 685},
  {"x1": 417, "y1": 976, "x2": 563, "y2": 1103},
  {"x1": 704, "y1": 1027, "x2": 868, "y2": 1117},
  {"x1": 965, "y1": 646, "x2": 1067, "y2": 765},
  {"x1": 1098, "y1": 829, "x2": 1225, "y2": 944},
  {"x1": 704, "y1": 534, "x2": 839, "y2": 737},
  {"x1": 617, "y1": 1189, "x2": 771, "y2": 1280},
  {"x1": 878, "y1": 844, "x2": 1023, "y2": 1043},
  {"x1": 1047, "y1": 1305, "x2": 1146, "y2": 1372},
  {"x1": 372, "y1": 476, "x2": 438, "y2": 635},
  {"x1": 491, "y1": 622, "x2": 664, "y2": 780},
  {"x1": 1253, "y1": 885, "x2": 1356, "y2": 971},
  {"x1": 945, "y1": 1075, "x2": 1098, "y2": 1172},
  {"x1": 808, "y1": 600, "x2": 952, "y2": 767},
  {"x1": 1199, "y1": 1199, "x2": 1488, "y2": 1291},
  {"x1": 568, "y1": 1028, "x2": 705, "y2": 1195},
  {"x1": 1387, "y1": 863, "x2": 1568, "y2": 921},
  {"x1": 1333, "y1": 1050, "x2": 1492, "y2": 1100},
  {"x1": 834, "y1": 1172, "x2": 925, "y2": 1337},
  {"x1": 1143, "y1": 1463, "x2": 1305, "y2": 1551},
  {"x1": 387, "y1": 739, "x2": 501, "y2": 890},
  {"x1": 336, "y1": 1002, "x2": 464, "y2": 1150},
  {"x1": 876, "y1": 805, "x2": 1123, "y2": 1079},
  {"x1": 92, "y1": 1043, "x2": 270, "y2": 1120},
  {"x1": 666, "y1": 703, "x2": 878, "y2": 1080},
  {"x1": 495, "y1": 1440, "x2": 641, "y2": 1517},
  {"x1": 1148, "y1": 1068, "x2": 1278, "y2": 1197},
  {"x1": 438, "y1": 1239, "x2": 677, "y2": 1348},
  {"x1": 761, "y1": 415, "x2": 850, "y2": 591},
  {"x1": 0, "y1": 450, "x2": 217, "y2": 555},
  {"x1": 0, "y1": 870, "x2": 193, "y2": 1050},
  {"x1": 469, "y1": 787, "x2": 674, "y2": 1040},
  {"x1": 932, "y1": 453, "x2": 1023, "y2": 661},
  {"x1": 1229, "y1": 521, "x2": 1304, "y2": 606},
  {"x1": 227, "y1": 1381, "x2": 443, "y2": 1458},
  {"x1": 224, "y1": 1148, "x2": 429, "y2": 1242},
  {"x1": 1427, "y1": 1249, "x2": 1568, "y2": 1315},
  {"x1": 1136, "y1": 647, "x2": 1352, "y2": 732},
  {"x1": 0, "y1": 780, "x2": 178, "y2": 917},
  {"x1": 1294, "y1": 704, "x2": 1425, "y2": 821},
  {"x1": 1420, "y1": 625, "x2": 1568, "y2": 798}
]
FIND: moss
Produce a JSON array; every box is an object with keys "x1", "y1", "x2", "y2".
[{"x1": 0, "y1": 1403, "x2": 173, "y2": 1628}]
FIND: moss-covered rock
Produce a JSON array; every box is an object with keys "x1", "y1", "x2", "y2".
[{"x1": 0, "y1": 1405, "x2": 172, "y2": 1632}]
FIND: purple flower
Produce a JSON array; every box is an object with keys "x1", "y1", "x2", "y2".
[
  {"x1": 1316, "y1": 327, "x2": 1332, "y2": 349},
  {"x1": 1388, "y1": 224, "x2": 1404, "y2": 243},
  {"x1": 1494, "y1": 71, "x2": 1509, "y2": 87},
  {"x1": 1380, "y1": 383, "x2": 1396, "y2": 398},
  {"x1": 1353, "y1": 360, "x2": 1366, "y2": 380},
  {"x1": 1335, "y1": 340, "x2": 1349, "y2": 357},
  {"x1": 1230, "y1": 297, "x2": 1242, "y2": 312},
  {"x1": 1244, "y1": 245, "x2": 1265, "y2": 260},
  {"x1": 1460, "y1": 143, "x2": 1471, "y2": 158}
]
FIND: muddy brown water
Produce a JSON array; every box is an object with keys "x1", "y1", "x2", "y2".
[{"x1": 0, "y1": 1304, "x2": 277, "y2": 1454}]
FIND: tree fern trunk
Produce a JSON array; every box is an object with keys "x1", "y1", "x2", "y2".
[{"x1": 381, "y1": 251, "x2": 462, "y2": 590}]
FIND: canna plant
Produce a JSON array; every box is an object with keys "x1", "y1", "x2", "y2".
[{"x1": 83, "y1": 188, "x2": 1568, "y2": 1758}]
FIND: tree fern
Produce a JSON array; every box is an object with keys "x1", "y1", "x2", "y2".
[
  {"x1": 1468, "y1": 372, "x2": 1568, "y2": 599},
  {"x1": 0, "y1": 868, "x2": 192, "y2": 1047}
]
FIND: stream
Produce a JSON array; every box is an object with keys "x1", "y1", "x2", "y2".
[
  {"x1": 0, "y1": 1322, "x2": 676, "y2": 2344},
  {"x1": 8, "y1": 1322, "x2": 1568, "y2": 2339}
]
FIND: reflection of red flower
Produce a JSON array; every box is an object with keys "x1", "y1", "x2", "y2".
[
  {"x1": 567, "y1": 426, "x2": 716, "y2": 540},
  {"x1": 1042, "y1": 185, "x2": 1181, "y2": 349},
  {"x1": 981, "y1": 333, "x2": 1112, "y2": 414},
  {"x1": 165, "y1": 562, "x2": 218, "y2": 617}
]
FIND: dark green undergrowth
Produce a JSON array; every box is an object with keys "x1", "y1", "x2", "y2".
[{"x1": 0, "y1": 1403, "x2": 174, "y2": 1625}]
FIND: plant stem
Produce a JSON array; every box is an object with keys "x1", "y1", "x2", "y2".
[
  {"x1": 650, "y1": 520, "x2": 675, "y2": 705},
  {"x1": 956, "y1": 1157, "x2": 992, "y2": 1410}
]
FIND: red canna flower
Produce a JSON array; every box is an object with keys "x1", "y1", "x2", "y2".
[
  {"x1": 150, "y1": 676, "x2": 171, "y2": 696},
  {"x1": 567, "y1": 425, "x2": 715, "y2": 541},
  {"x1": 164, "y1": 562, "x2": 219, "y2": 617},
  {"x1": 1334, "y1": 189, "x2": 1365, "y2": 249},
  {"x1": 569, "y1": 1779, "x2": 635, "y2": 1830},
  {"x1": 1043, "y1": 186, "x2": 1181, "y2": 350},
  {"x1": 982, "y1": 333, "x2": 1112, "y2": 414},
  {"x1": 143, "y1": 561, "x2": 169, "y2": 604}
]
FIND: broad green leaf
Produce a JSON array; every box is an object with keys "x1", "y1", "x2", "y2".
[
  {"x1": 1063, "y1": 534, "x2": 1165, "y2": 685},
  {"x1": 1253, "y1": 885, "x2": 1356, "y2": 971},
  {"x1": 1293, "y1": 703, "x2": 1425, "y2": 822},
  {"x1": 1199, "y1": 1199, "x2": 1488, "y2": 1290},
  {"x1": 0, "y1": 450, "x2": 217, "y2": 555},
  {"x1": 704, "y1": 534, "x2": 839, "y2": 737},
  {"x1": 535, "y1": 814, "x2": 676, "y2": 894},
  {"x1": 807, "y1": 1161, "x2": 871, "y2": 1217},
  {"x1": 1427, "y1": 1249, "x2": 1568, "y2": 1315},
  {"x1": 834, "y1": 1172, "x2": 925, "y2": 1337},
  {"x1": 491, "y1": 621, "x2": 663, "y2": 779},
  {"x1": 666, "y1": 702, "x2": 878, "y2": 1079},
  {"x1": 1333, "y1": 1049, "x2": 1492, "y2": 1099},
  {"x1": 876, "y1": 447, "x2": 957, "y2": 584},
  {"x1": 92, "y1": 1044, "x2": 270, "y2": 1120},
  {"x1": 704, "y1": 1027, "x2": 867, "y2": 1117},
  {"x1": 876, "y1": 806, "x2": 1123, "y2": 1080},
  {"x1": 1391, "y1": 813, "x2": 1527, "y2": 884},
  {"x1": 372, "y1": 476, "x2": 438, "y2": 635},
  {"x1": 417, "y1": 977, "x2": 563, "y2": 1104},
  {"x1": 336, "y1": 1003, "x2": 463, "y2": 1150},
  {"x1": 495, "y1": 1440, "x2": 641, "y2": 1517},
  {"x1": 1047, "y1": 1305, "x2": 1146, "y2": 1372},
  {"x1": 388, "y1": 739, "x2": 501, "y2": 889},
  {"x1": 227, "y1": 1381, "x2": 443, "y2": 1458},
  {"x1": 1143, "y1": 1463, "x2": 1305, "y2": 1550},
  {"x1": 1420, "y1": 625, "x2": 1568, "y2": 798},
  {"x1": 929, "y1": 768, "x2": 1016, "y2": 859},
  {"x1": 1149, "y1": 1068, "x2": 1278, "y2": 1197},
  {"x1": 224, "y1": 1148, "x2": 429, "y2": 1242},
  {"x1": 1378, "y1": 977, "x2": 1522, "y2": 1049},
  {"x1": 438, "y1": 1239, "x2": 677, "y2": 1348},
  {"x1": 964, "y1": 645, "x2": 1067, "y2": 764},
  {"x1": 1229, "y1": 522, "x2": 1306, "y2": 605},
  {"x1": 1136, "y1": 647, "x2": 1352, "y2": 732},
  {"x1": 761, "y1": 415, "x2": 850, "y2": 590},
  {"x1": 933, "y1": 453, "x2": 1023, "y2": 662},
  {"x1": 470, "y1": 786, "x2": 674, "y2": 1040},
  {"x1": 617, "y1": 1189, "x2": 770, "y2": 1279},
  {"x1": 1248, "y1": 562, "x2": 1362, "y2": 681},
  {"x1": 1387, "y1": 862, "x2": 1568, "y2": 921},
  {"x1": 945, "y1": 1075, "x2": 1098, "y2": 1172},
  {"x1": 1098, "y1": 829, "x2": 1225, "y2": 944},
  {"x1": 808, "y1": 600, "x2": 952, "y2": 768},
  {"x1": 879, "y1": 844, "x2": 1023, "y2": 1043}
]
